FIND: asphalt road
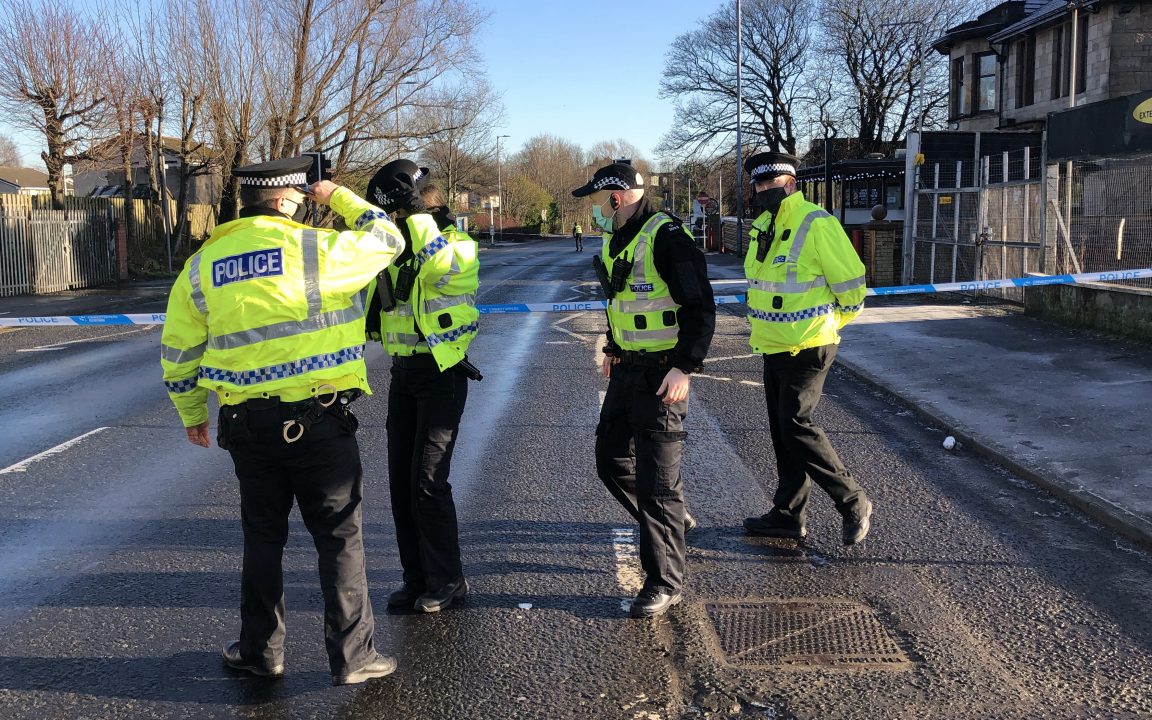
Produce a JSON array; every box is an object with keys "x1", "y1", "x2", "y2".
[{"x1": 0, "y1": 238, "x2": 1149, "y2": 719}]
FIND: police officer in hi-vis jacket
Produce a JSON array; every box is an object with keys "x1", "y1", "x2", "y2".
[
  {"x1": 739, "y1": 151, "x2": 874, "y2": 546},
  {"x1": 161, "y1": 157, "x2": 405, "y2": 685},
  {"x1": 574, "y1": 161, "x2": 715, "y2": 618}
]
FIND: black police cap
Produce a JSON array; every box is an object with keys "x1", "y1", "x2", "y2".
[
  {"x1": 367, "y1": 159, "x2": 429, "y2": 210},
  {"x1": 572, "y1": 162, "x2": 645, "y2": 198},
  {"x1": 232, "y1": 156, "x2": 313, "y2": 188},
  {"x1": 744, "y1": 151, "x2": 799, "y2": 183}
]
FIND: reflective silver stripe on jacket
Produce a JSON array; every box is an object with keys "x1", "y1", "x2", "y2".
[
  {"x1": 435, "y1": 255, "x2": 461, "y2": 290},
  {"x1": 749, "y1": 277, "x2": 827, "y2": 294},
  {"x1": 780, "y1": 209, "x2": 832, "y2": 290},
  {"x1": 208, "y1": 303, "x2": 366, "y2": 351},
  {"x1": 387, "y1": 303, "x2": 414, "y2": 317},
  {"x1": 618, "y1": 327, "x2": 679, "y2": 343},
  {"x1": 161, "y1": 341, "x2": 207, "y2": 365},
  {"x1": 614, "y1": 296, "x2": 678, "y2": 314},
  {"x1": 829, "y1": 275, "x2": 866, "y2": 294},
  {"x1": 188, "y1": 254, "x2": 208, "y2": 314},
  {"x1": 628, "y1": 214, "x2": 669, "y2": 300},
  {"x1": 423, "y1": 292, "x2": 476, "y2": 315},
  {"x1": 301, "y1": 229, "x2": 322, "y2": 316},
  {"x1": 386, "y1": 332, "x2": 422, "y2": 347}
]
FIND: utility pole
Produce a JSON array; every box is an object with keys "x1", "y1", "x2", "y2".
[
  {"x1": 496, "y1": 134, "x2": 509, "y2": 246},
  {"x1": 735, "y1": 0, "x2": 745, "y2": 254}
]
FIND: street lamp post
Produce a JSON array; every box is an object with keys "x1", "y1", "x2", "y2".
[
  {"x1": 735, "y1": 0, "x2": 745, "y2": 254},
  {"x1": 394, "y1": 80, "x2": 418, "y2": 159},
  {"x1": 496, "y1": 134, "x2": 509, "y2": 245}
]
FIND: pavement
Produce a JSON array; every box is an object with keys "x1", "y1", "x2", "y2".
[{"x1": 2, "y1": 254, "x2": 1150, "y2": 551}]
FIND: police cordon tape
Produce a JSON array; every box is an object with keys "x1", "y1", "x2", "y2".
[{"x1": 2, "y1": 267, "x2": 1149, "y2": 327}]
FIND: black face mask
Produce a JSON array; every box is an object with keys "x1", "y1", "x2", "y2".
[
  {"x1": 290, "y1": 200, "x2": 309, "y2": 224},
  {"x1": 752, "y1": 187, "x2": 790, "y2": 215}
]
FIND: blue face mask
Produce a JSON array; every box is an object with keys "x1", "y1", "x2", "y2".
[{"x1": 592, "y1": 199, "x2": 614, "y2": 232}]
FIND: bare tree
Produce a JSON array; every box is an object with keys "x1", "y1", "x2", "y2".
[
  {"x1": 501, "y1": 174, "x2": 551, "y2": 231},
  {"x1": 0, "y1": 0, "x2": 109, "y2": 206},
  {"x1": 419, "y1": 80, "x2": 505, "y2": 211},
  {"x1": 817, "y1": 0, "x2": 978, "y2": 149},
  {"x1": 0, "y1": 135, "x2": 21, "y2": 166},
  {"x1": 513, "y1": 134, "x2": 586, "y2": 233},
  {"x1": 658, "y1": 0, "x2": 813, "y2": 160},
  {"x1": 586, "y1": 139, "x2": 652, "y2": 179}
]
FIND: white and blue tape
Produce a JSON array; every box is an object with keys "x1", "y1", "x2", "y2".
[{"x1": 2, "y1": 268, "x2": 1149, "y2": 327}]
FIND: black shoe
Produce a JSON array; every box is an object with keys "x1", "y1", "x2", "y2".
[
  {"x1": 415, "y1": 577, "x2": 468, "y2": 613},
  {"x1": 332, "y1": 652, "x2": 398, "y2": 686},
  {"x1": 743, "y1": 513, "x2": 807, "y2": 539},
  {"x1": 221, "y1": 641, "x2": 284, "y2": 678},
  {"x1": 842, "y1": 498, "x2": 873, "y2": 546},
  {"x1": 685, "y1": 513, "x2": 698, "y2": 533},
  {"x1": 629, "y1": 587, "x2": 683, "y2": 618},
  {"x1": 387, "y1": 583, "x2": 425, "y2": 609}
]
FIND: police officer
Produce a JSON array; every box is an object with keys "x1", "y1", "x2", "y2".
[
  {"x1": 739, "y1": 151, "x2": 874, "y2": 545},
  {"x1": 573, "y1": 222, "x2": 583, "y2": 252},
  {"x1": 160, "y1": 157, "x2": 405, "y2": 685},
  {"x1": 573, "y1": 162, "x2": 715, "y2": 618},
  {"x1": 364, "y1": 160, "x2": 480, "y2": 614}
]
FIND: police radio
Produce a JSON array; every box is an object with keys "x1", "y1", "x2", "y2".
[{"x1": 393, "y1": 262, "x2": 417, "y2": 302}]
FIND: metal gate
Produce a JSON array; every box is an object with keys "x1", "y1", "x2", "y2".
[
  {"x1": 0, "y1": 207, "x2": 116, "y2": 296},
  {"x1": 909, "y1": 149, "x2": 1043, "y2": 303}
]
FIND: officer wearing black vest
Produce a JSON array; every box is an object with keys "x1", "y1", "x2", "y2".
[{"x1": 573, "y1": 162, "x2": 715, "y2": 618}]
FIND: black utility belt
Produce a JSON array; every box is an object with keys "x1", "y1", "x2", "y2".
[
  {"x1": 236, "y1": 389, "x2": 362, "y2": 413},
  {"x1": 390, "y1": 353, "x2": 438, "y2": 369},
  {"x1": 618, "y1": 350, "x2": 673, "y2": 367}
]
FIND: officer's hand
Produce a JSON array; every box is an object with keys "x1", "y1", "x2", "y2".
[
  {"x1": 657, "y1": 368, "x2": 691, "y2": 404},
  {"x1": 185, "y1": 421, "x2": 211, "y2": 448},
  {"x1": 309, "y1": 180, "x2": 340, "y2": 206},
  {"x1": 600, "y1": 354, "x2": 619, "y2": 378}
]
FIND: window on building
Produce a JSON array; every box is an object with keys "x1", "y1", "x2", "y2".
[
  {"x1": 1015, "y1": 35, "x2": 1035, "y2": 108},
  {"x1": 975, "y1": 52, "x2": 997, "y2": 112},
  {"x1": 950, "y1": 57, "x2": 967, "y2": 117},
  {"x1": 1052, "y1": 16, "x2": 1089, "y2": 99}
]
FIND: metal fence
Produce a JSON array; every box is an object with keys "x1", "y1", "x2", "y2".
[
  {"x1": 1050, "y1": 153, "x2": 1152, "y2": 285},
  {"x1": 0, "y1": 203, "x2": 117, "y2": 296},
  {"x1": 909, "y1": 148, "x2": 1043, "y2": 303}
]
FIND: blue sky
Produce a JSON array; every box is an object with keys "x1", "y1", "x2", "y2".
[
  {"x1": 477, "y1": 0, "x2": 703, "y2": 161},
  {"x1": 7, "y1": 0, "x2": 710, "y2": 169}
]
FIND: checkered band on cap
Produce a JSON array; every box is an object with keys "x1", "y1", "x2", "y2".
[
  {"x1": 751, "y1": 163, "x2": 796, "y2": 179},
  {"x1": 238, "y1": 172, "x2": 308, "y2": 187},
  {"x1": 592, "y1": 172, "x2": 641, "y2": 191}
]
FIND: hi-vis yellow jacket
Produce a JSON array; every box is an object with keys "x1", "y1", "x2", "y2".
[
  {"x1": 370, "y1": 213, "x2": 479, "y2": 371},
  {"x1": 603, "y1": 213, "x2": 684, "y2": 352},
  {"x1": 160, "y1": 188, "x2": 405, "y2": 427},
  {"x1": 744, "y1": 191, "x2": 867, "y2": 355}
]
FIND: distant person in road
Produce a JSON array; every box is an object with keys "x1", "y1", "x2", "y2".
[
  {"x1": 573, "y1": 222, "x2": 583, "y2": 252},
  {"x1": 574, "y1": 161, "x2": 715, "y2": 618},
  {"x1": 364, "y1": 160, "x2": 480, "y2": 614},
  {"x1": 160, "y1": 157, "x2": 404, "y2": 686},
  {"x1": 739, "y1": 151, "x2": 874, "y2": 546}
]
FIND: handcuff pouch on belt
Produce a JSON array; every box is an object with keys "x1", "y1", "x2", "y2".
[{"x1": 281, "y1": 384, "x2": 360, "y2": 443}]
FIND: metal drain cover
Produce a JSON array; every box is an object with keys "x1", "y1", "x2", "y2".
[{"x1": 705, "y1": 599, "x2": 912, "y2": 670}]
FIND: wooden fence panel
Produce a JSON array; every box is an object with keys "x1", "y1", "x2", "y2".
[{"x1": 0, "y1": 215, "x2": 32, "y2": 297}]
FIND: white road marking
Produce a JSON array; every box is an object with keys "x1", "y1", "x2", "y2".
[
  {"x1": 703, "y1": 353, "x2": 757, "y2": 364},
  {"x1": 0, "y1": 427, "x2": 111, "y2": 474},
  {"x1": 612, "y1": 528, "x2": 644, "y2": 596},
  {"x1": 17, "y1": 326, "x2": 152, "y2": 352}
]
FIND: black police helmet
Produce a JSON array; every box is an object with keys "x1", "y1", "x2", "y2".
[{"x1": 368, "y1": 159, "x2": 430, "y2": 213}]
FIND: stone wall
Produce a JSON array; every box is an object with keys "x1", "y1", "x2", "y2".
[{"x1": 1025, "y1": 281, "x2": 1152, "y2": 342}]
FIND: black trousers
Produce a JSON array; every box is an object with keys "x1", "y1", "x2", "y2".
[
  {"x1": 574, "y1": 234, "x2": 583, "y2": 251},
  {"x1": 595, "y1": 361, "x2": 688, "y2": 593},
  {"x1": 386, "y1": 358, "x2": 467, "y2": 591},
  {"x1": 762, "y1": 345, "x2": 865, "y2": 521},
  {"x1": 219, "y1": 399, "x2": 375, "y2": 676}
]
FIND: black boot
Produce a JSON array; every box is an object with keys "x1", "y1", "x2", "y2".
[
  {"x1": 743, "y1": 512, "x2": 807, "y2": 539},
  {"x1": 387, "y1": 583, "x2": 426, "y2": 609},
  {"x1": 629, "y1": 586, "x2": 683, "y2": 618},
  {"x1": 332, "y1": 652, "x2": 398, "y2": 686},
  {"x1": 842, "y1": 497, "x2": 873, "y2": 546},
  {"x1": 415, "y1": 577, "x2": 468, "y2": 613},
  {"x1": 221, "y1": 641, "x2": 284, "y2": 678}
]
